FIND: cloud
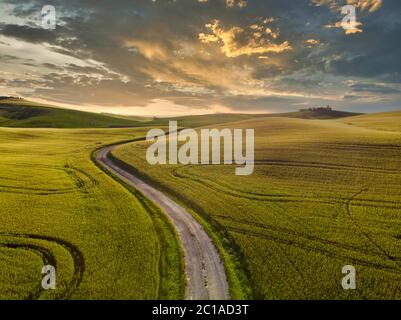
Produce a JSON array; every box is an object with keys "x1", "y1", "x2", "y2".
[
  {"x1": 197, "y1": 0, "x2": 248, "y2": 8},
  {"x1": 0, "y1": 24, "x2": 57, "y2": 43},
  {"x1": 312, "y1": 0, "x2": 383, "y2": 34},
  {"x1": 124, "y1": 40, "x2": 169, "y2": 61},
  {"x1": 324, "y1": 20, "x2": 363, "y2": 34},
  {"x1": 311, "y1": 0, "x2": 383, "y2": 13},
  {"x1": 199, "y1": 19, "x2": 292, "y2": 58},
  {"x1": 226, "y1": 0, "x2": 248, "y2": 8},
  {"x1": 345, "y1": 80, "x2": 401, "y2": 94},
  {"x1": 305, "y1": 38, "x2": 321, "y2": 46},
  {"x1": 0, "y1": 0, "x2": 400, "y2": 114}
]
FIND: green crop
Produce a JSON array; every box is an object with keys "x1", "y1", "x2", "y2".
[
  {"x1": 113, "y1": 115, "x2": 401, "y2": 299},
  {"x1": 0, "y1": 127, "x2": 183, "y2": 299}
]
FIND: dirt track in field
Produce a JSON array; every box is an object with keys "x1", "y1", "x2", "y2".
[{"x1": 96, "y1": 144, "x2": 229, "y2": 300}]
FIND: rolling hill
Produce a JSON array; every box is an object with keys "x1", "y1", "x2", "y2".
[
  {"x1": 0, "y1": 98, "x2": 143, "y2": 128},
  {"x1": 275, "y1": 109, "x2": 361, "y2": 119},
  {"x1": 340, "y1": 110, "x2": 401, "y2": 132},
  {"x1": 113, "y1": 116, "x2": 401, "y2": 299},
  {"x1": 0, "y1": 98, "x2": 362, "y2": 129},
  {"x1": 150, "y1": 109, "x2": 361, "y2": 128}
]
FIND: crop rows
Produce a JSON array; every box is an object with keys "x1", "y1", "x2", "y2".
[{"x1": 113, "y1": 117, "x2": 401, "y2": 299}]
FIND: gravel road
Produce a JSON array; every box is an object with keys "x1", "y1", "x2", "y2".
[{"x1": 96, "y1": 144, "x2": 230, "y2": 300}]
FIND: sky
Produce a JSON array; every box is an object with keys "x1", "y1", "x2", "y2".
[{"x1": 0, "y1": 0, "x2": 400, "y2": 116}]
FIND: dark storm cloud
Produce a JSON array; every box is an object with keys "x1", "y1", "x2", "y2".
[
  {"x1": 0, "y1": 24, "x2": 57, "y2": 43},
  {"x1": 0, "y1": 0, "x2": 400, "y2": 114}
]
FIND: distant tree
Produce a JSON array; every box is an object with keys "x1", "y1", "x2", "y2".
[
  {"x1": 300, "y1": 105, "x2": 333, "y2": 112},
  {"x1": 0, "y1": 96, "x2": 21, "y2": 100}
]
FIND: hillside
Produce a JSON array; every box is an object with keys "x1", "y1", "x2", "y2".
[
  {"x1": 340, "y1": 110, "x2": 401, "y2": 132},
  {"x1": 0, "y1": 98, "x2": 364, "y2": 129},
  {"x1": 151, "y1": 113, "x2": 266, "y2": 128},
  {"x1": 152, "y1": 109, "x2": 361, "y2": 127},
  {"x1": 0, "y1": 98, "x2": 143, "y2": 128},
  {"x1": 113, "y1": 116, "x2": 401, "y2": 299},
  {"x1": 0, "y1": 125, "x2": 183, "y2": 299},
  {"x1": 101, "y1": 113, "x2": 153, "y2": 122},
  {"x1": 275, "y1": 109, "x2": 362, "y2": 120}
]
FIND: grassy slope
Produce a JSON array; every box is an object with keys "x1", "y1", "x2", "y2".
[
  {"x1": 0, "y1": 99, "x2": 143, "y2": 128},
  {"x1": 0, "y1": 99, "x2": 264, "y2": 129},
  {"x1": 151, "y1": 114, "x2": 266, "y2": 128},
  {"x1": 0, "y1": 127, "x2": 183, "y2": 299},
  {"x1": 113, "y1": 116, "x2": 401, "y2": 299},
  {"x1": 0, "y1": 98, "x2": 360, "y2": 129},
  {"x1": 149, "y1": 110, "x2": 360, "y2": 128},
  {"x1": 277, "y1": 109, "x2": 361, "y2": 119},
  {"x1": 340, "y1": 110, "x2": 401, "y2": 132},
  {"x1": 101, "y1": 113, "x2": 154, "y2": 122}
]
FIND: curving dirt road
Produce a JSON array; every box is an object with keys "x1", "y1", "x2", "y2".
[{"x1": 96, "y1": 144, "x2": 229, "y2": 300}]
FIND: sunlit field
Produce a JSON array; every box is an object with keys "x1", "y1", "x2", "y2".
[
  {"x1": 0, "y1": 127, "x2": 183, "y2": 299},
  {"x1": 113, "y1": 116, "x2": 401, "y2": 299},
  {"x1": 340, "y1": 111, "x2": 401, "y2": 132}
]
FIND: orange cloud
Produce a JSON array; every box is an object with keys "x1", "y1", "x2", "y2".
[
  {"x1": 324, "y1": 21, "x2": 363, "y2": 34},
  {"x1": 124, "y1": 40, "x2": 167, "y2": 60},
  {"x1": 199, "y1": 20, "x2": 292, "y2": 58},
  {"x1": 312, "y1": 0, "x2": 383, "y2": 12},
  {"x1": 346, "y1": 0, "x2": 383, "y2": 12},
  {"x1": 306, "y1": 39, "x2": 320, "y2": 45},
  {"x1": 226, "y1": 0, "x2": 248, "y2": 8}
]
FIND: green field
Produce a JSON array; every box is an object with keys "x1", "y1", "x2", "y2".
[
  {"x1": 0, "y1": 127, "x2": 183, "y2": 299},
  {"x1": 147, "y1": 109, "x2": 360, "y2": 128},
  {"x1": 273, "y1": 109, "x2": 361, "y2": 120},
  {"x1": 1, "y1": 98, "x2": 401, "y2": 300},
  {"x1": 0, "y1": 98, "x2": 263, "y2": 129},
  {"x1": 113, "y1": 116, "x2": 401, "y2": 299},
  {"x1": 340, "y1": 111, "x2": 401, "y2": 132},
  {"x1": 0, "y1": 98, "x2": 359, "y2": 130},
  {"x1": 0, "y1": 98, "x2": 145, "y2": 128}
]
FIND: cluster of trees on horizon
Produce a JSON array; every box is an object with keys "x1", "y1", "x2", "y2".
[
  {"x1": 0, "y1": 96, "x2": 23, "y2": 100},
  {"x1": 300, "y1": 106, "x2": 332, "y2": 112}
]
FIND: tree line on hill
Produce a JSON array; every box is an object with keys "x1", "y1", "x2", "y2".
[
  {"x1": 300, "y1": 106, "x2": 332, "y2": 112},
  {"x1": 0, "y1": 96, "x2": 24, "y2": 101}
]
